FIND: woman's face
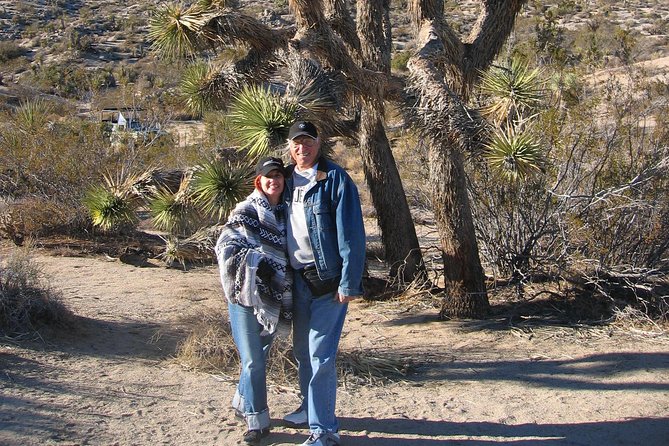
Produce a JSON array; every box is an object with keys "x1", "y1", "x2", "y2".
[{"x1": 260, "y1": 169, "x2": 285, "y2": 204}]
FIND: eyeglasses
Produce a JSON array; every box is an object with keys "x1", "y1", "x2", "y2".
[{"x1": 290, "y1": 137, "x2": 317, "y2": 148}]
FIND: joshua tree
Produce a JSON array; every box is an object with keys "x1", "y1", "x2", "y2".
[
  {"x1": 407, "y1": 0, "x2": 530, "y2": 318},
  {"x1": 149, "y1": 0, "x2": 425, "y2": 284},
  {"x1": 148, "y1": 0, "x2": 540, "y2": 317}
]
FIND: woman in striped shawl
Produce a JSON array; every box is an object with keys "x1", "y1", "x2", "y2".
[{"x1": 215, "y1": 156, "x2": 292, "y2": 444}]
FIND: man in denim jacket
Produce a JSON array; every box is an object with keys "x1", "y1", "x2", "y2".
[{"x1": 282, "y1": 121, "x2": 366, "y2": 446}]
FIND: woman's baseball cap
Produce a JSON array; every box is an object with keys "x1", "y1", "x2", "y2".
[{"x1": 255, "y1": 156, "x2": 285, "y2": 176}]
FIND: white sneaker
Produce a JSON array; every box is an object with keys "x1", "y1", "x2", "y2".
[
  {"x1": 283, "y1": 408, "x2": 308, "y2": 426},
  {"x1": 301, "y1": 432, "x2": 340, "y2": 446}
]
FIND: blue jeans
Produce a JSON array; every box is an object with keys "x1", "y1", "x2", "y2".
[
  {"x1": 292, "y1": 273, "x2": 348, "y2": 435},
  {"x1": 228, "y1": 302, "x2": 273, "y2": 430}
]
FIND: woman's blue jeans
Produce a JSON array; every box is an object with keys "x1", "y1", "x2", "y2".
[
  {"x1": 228, "y1": 302, "x2": 273, "y2": 430},
  {"x1": 292, "y1": 273, "x2": 348, "y2": 435}
]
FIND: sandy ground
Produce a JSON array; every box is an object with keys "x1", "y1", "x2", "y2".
[{"x1": 1, "y1": 243, "x2": 669, "y2": 446}]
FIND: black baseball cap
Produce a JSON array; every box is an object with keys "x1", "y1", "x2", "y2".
[
  {"x1": 255, "y1": 156, "x2": 285, "y2": 177},
  {"x1": 288, "y1": 121, "x2": 318, "y2": 140}
]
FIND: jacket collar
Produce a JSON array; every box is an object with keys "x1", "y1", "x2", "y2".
[{"x1": 287, "y1": 157, "x2": 328, "y2": 182}]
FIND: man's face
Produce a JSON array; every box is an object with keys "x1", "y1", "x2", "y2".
[{"x1": 289, "y1": 136, "x2": 320, "y2": 170}]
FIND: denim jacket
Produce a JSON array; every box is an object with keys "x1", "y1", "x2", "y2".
[{"x1": 284, "y1": 157, "x2": 366, "y2": 297}]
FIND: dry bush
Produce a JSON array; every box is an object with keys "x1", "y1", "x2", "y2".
[
  {"x1": 0, "y1": 197, "x2": 88, "y2": 244},
  {"x1": 175, "y1": 309, "x2": 415, "y2": 386},
  {"x1": 174, "y1": 310, "x2": 297, "y2": 384},
  {"x1": 0, "y1": 247, "x2": 74, "y2": 336},
  {"x1": 470, "y1": 60, "x2": 669, "y2": 321},
  {"x1": 339, "y1": 349, "x2": 415, "y2": 386}
]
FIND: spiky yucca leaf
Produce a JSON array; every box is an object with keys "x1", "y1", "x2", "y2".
[
  {"x1": 191, "y1": 160, "x2": 252, "y2": 221},
  {"x1": 180, "y1": 61, "x2": 216, "y2": 115},
  {"x1": 285, "y1": 58, "x2": 342, "y2": 118},
  {"x1": 148, "y1": 176, "x2": 200, "y2": 235},
  {"x1": 228, "y1": 85, "x2": 297, "y2": 157},
  {"x1": 148, "y1": 3, "x2": 212, "y2": 60},
  {"x1": 159, "y1": 226, "x2": 219, "y2": 267},
  {"x1": 14, "y1": 98, "x2": 52, "y2": 133},
  {"x1": 83, "y1": 170, "x2": 148, "y2": 230},
  {"x1": 83, "y1": 185, "x2": 138, "y2": 231},
  {"x1": 479, "y1": 58, "x2": 544, "y2": 125},
  {"x1": 484, "y1": 127, "x2": 544, "y2": 182},
  {"x1": 159, "y1": 236, "x2": 193, "y2": 268}
]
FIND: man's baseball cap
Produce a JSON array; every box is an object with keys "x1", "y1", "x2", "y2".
[
  {"x1": 288, "y1": 121, "x2": 318, "y2": 140},
  {"x1": 255, "y1": 156, "x2": 285, "y2": 177}
]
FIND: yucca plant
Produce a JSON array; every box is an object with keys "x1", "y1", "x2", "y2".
[
  {"x1": 13, "y1": 98, "x2": 52, "y2": 134},
  {"x1": 148, "y1": 176, "x2": 201, "y2": 235},
  {"x1": 190, "y1": 159, "x2": 252, "y2": 222},
  {"x1": 284, "y1": 57, "x2": 342, "y2": 120},
  {"x1": 180, "y1": 61, "x2": 217, "y2": 115},
  {"x1": 158, "y1": 226, "x2": 220, "y2": 267},
  {"x1": 148, "y1": 2, "x2": 211, "y2": 60},
  {"x1": 228, "y1": 85, "x2": 297, "y2": 157},
  {"x1": 83, "y1": 170, "x2": 148, "y2": 231},
  {"x1": 484, "y1": 126, "x2": 544, "y2": 182},
  {"x1": 479, "y1": 58, "x2": 545, "y2": 126}
]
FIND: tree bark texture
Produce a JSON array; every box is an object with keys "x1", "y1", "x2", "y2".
[
  {"x1": 359, "y1": 102, "x2": 425, "y2": 282},
  {"x1": 429, "y1": 141, "x2": 489, "y2": 318}
]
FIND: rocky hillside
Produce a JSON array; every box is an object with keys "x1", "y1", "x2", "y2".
[{"x1": 0, "y1": 1, "x2": 668, "y2": 108}]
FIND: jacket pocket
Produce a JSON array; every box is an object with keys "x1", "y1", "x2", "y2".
[{"x1": 312, "y1": 204, "x2": 334, "y2": 231}]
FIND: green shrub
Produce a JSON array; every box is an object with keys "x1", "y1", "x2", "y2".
[
  {"x1": 391, "y1": 50, "x2": 411, "y2": 72},
  {"x1": 30, "y1": 63, "x2": 115, "y2": 99}
]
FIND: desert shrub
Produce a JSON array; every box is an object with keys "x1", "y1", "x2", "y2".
[
  {"x1": 471, "y1": 60, "x2": 669, "y2": 319},
  {"x1": 391, "y1": 50, "x2": 411, "y2": 72},
  {"x1": 202, "y1": 111, "x2": 239, "y2": 150},
  {"x1": 174, "y1": 311, "x2": 297, "y2": 383},
  {"x1": 0, "y1": 197, "x2": 89, "y2": 243},
  {"x1": 0, "y1": 248, "x2": 73, "y2": 335},
  {"x1": 175, "y1": 310, "x2": 413, "y2": 384},
  {"x1": 0, "y1": 110, "x2": 110, "y2": 203},
  {"x1": 30, "y1": 63, "x2": 115, "y2": 99},
  {"x1": 0, "y1": 40, "x2": 25, "y2": 62}
]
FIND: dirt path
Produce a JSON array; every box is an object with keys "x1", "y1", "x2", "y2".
[{"x1": 1, "y1": 247, "x2": 669, "y2": 445}]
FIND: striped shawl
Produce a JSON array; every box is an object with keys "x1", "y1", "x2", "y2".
[{"x1": 215, "y1": 190, "x2": 292, "y2": 335}]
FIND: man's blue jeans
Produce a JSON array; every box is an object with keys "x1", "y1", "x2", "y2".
[
  {"x1": 228, "y1": 302, "x2": 273, "y2": 430},
  {"x1": 292, "y1": 273, "x2": 348, "y2": 435}
]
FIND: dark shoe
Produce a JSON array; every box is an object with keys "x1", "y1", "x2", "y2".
[{"x1": 243, "y1": 428, "x2": 270, "y2": 444}]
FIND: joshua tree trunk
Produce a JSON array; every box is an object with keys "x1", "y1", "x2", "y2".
[
  {"x1": 358, "y1": 101, "x2": 425, "y2": 281},
  {"x1": 408, "y1": 0, "x2": 526, "y2": 318},
  {"x1": 430, "y1": 140, "x2": 488, "y2": 318},
  {"x1": 354, "y1": 0, "x2": 425, "y2": 282}
]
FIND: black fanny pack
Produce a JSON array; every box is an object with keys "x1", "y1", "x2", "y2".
[{"x1": 301, "y1": 266, "x2": 340, "y2": 296}]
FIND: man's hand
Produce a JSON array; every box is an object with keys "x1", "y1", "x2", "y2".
[{"x1": 336, "y1": 293, "x2": 360, "y2": 303}]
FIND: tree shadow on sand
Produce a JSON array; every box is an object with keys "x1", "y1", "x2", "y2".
[
  {"x1": 334, "y1": 416, "x2": 669, "y2": 445},
  {"x1": 383, "y1": 313, "x2": 669, "y2": 392}
]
